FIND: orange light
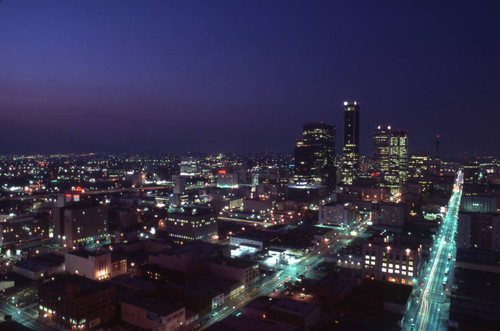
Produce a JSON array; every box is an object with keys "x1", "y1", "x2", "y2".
[{"x1": 218, "y1": 170, "x2": 226, "y2": 174}]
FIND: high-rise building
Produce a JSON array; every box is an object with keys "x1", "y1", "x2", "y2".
[
  {"x1": 373, "y1": 125, "x2": 392, "y2": 174},
  {"x1": 342, "y1": 101, "x2": 360, "y2": 185},
  {"x1": 294, "y1": 122, "x2": 336, "y2": 187},
  {"x1": 386, "y1": 130, "x2": 408, "y2": 192}
]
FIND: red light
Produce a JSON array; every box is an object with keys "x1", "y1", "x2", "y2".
[{"x1": 218, "y1": 170, "x2": 226, "y2": 174}]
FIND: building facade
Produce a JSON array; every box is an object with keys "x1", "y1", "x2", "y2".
[
  {"x1": 457, "y1": 213, "x2": 500, "y2": 252},
  {"x1": 362, "y1": 240, "x2": 422, "y2": 285},
  {"x1": 166, "y1": 207, "x2": 217, "y2": 243},
  {"x1": 39, "y1": 275, "x2": 116, "y2": 330}
]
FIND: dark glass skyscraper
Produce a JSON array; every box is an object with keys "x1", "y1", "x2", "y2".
[
  {"x1": 341, "y1": 101, "x2": 360, "y2": 185},
  {"x1": 294, "y1": 122, "x2": 336, "y2": 188}
]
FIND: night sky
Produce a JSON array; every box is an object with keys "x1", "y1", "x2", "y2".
[{"x1": 1, "y1": 1, "x2": 499, "y2": 156}]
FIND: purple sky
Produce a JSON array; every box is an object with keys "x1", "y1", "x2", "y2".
[{"x1": 1, "y1": 0, "x2": 499, "y2": 156}]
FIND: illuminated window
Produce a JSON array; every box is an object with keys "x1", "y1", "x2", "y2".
[
  {"x1": 388, "y1": 269, "x2": 393, "y2": 273},
  {"x1": 382, "y1": 268, "x2": 387, "y2": 272},
  {"x1": 408, "y1": 272, "x2": 413, "y2": 277}
]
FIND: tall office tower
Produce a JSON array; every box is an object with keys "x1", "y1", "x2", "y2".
[
  {"x1": 180, "y1": 156, "x2": 200, "y2": 177},
  {"x1": 386, "y1": 130, "x2": 408, "y2": 192},
  {"x1": 341, "y1": 101, "x2": 360, "y2": 185},
  {"x1": 373, "y1": 125, "x2": 392, "y2": 174},
  {"x1": 294, "y1": 122, "x2": 336, "y2": 188}
]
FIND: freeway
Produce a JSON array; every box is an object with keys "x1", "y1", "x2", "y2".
[{"x1": 403, "y1": 171, "x2": 463, "y2": 331}]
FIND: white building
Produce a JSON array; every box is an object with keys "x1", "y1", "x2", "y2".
[{"x1": 65, "y1": 251, "x2": 111, "y2": 281}]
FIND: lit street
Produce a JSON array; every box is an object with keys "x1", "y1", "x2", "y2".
[
  {"x1": 197, "y1": 230, "x2": 359, "y2": 330},
  {"x1": 402, "y1": 171, "x2": 463, "y2": 330}
]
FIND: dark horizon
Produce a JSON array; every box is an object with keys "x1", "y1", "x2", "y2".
[{"x1": 1, "y1": 1, "x2": 499, "y2": 156}]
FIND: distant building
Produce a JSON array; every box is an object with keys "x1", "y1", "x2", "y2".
[
  {"x1": 362, "y1": 240, "x2": 422, "y2": 285},
  {"x1": 173, "y1": 175, "x2": 187, "y2": 194},
  {"x1": 342, "y1": 101, "x2": 360, "y2": 185},
  {"x1": 38, "y1": 275, "x2": 116, "y2": 330},
  {"x1": 294, "y1": 122, "x2": 336, "y2": 188},
  {"x1": 217, "y1": 171, "x2": 238, "y2": 188},
  {"x1": 180, "y1": 156, "x2": 200, "y2": 177},
  {"x1": 165, "y1": 207, "x2": 217, "y2": 243}
]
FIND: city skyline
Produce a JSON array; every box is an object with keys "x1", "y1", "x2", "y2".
[{"x1": 1, "y1": 1, "x2": 499, "y2": 156}]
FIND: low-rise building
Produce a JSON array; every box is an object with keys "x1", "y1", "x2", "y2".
[
  {"x1": 121, "y1": 296, "x2": 185, "y2": 331},
  {"x1": 65, "y1": 250, "x2": 111, "y2": 281},
  {"x1": 38, "y1": 275, "x2": 116, "y2": 329},
  {"x1": 13, "y1": 254, "x2": 65, "y2": 280},
  {"x1": 362, "y1": 239, "x2": 422, "y2": 285},
  {"x1": 318, "y1": 203, "x2": 358, "y2": 227},
  {"x1": 206, "y1": 258, "x2": 260, "y2": 288}
]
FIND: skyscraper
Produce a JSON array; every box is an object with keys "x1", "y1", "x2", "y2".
[
  {"x1": 294, "y1": 122, "x2": 336, "y2": 188},
  {"x1": 386, "y1": 130, "x2": 408, "y2": 192},
  {"x1": 373, "y1": 125, "x2": 392, "y2": 174},
  {"x1": 341, "y1": 101, "x2": 360, "y2": 185}
]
